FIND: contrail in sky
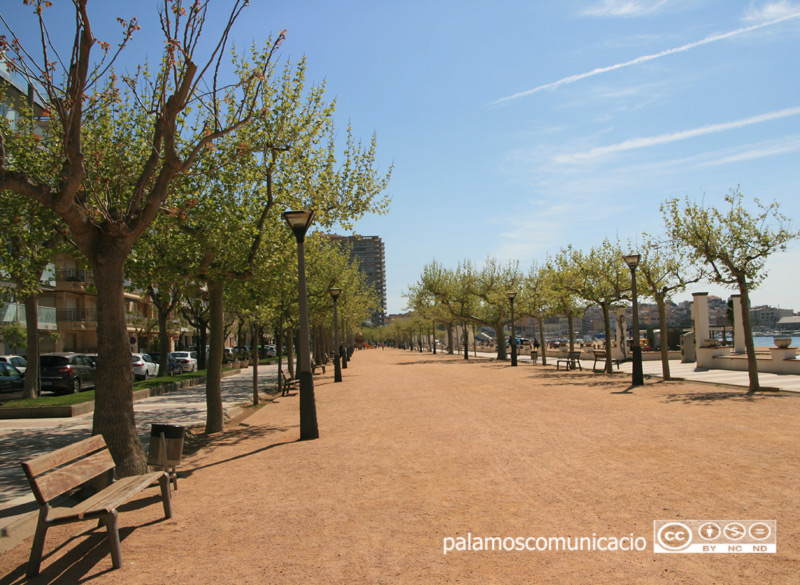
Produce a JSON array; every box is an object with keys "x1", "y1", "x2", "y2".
[
  {"x1": 492, "y1": 12, "x2": 800, "y2": 105},
  {"x1": 553, "y1": 105, "x2": 800, "y2": 163}
]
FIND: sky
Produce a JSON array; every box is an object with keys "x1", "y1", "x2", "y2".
[{"x1": 4, "y1": 0, "x2": 800, "y2": 314}]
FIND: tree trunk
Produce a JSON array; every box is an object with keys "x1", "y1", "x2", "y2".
[
  {"x1": 538, "y1": 316, "x2": 547, "y2": 366},
  {"x1": 156, "y1": 303, "x2": 170, "y2": 377},
  {"x1": 288, "y1": 327, "x2": 296, "y2": 378},
  {"x1": 22, "y1": 293, "x2": 39, "y2": 400},
  {"x1": 463, "y1": 322, "x2": 469, "y2": 360},
  {"x1": 567, "y1": 310, "x2": 575, "y2": 352},
  {"x1": 91, "y1": 252, "x2": 147, "y2": 476},
  {"x1": 446, "y1": 322, "x2": 454, "y2": 354},
  {"x1": 494, "y1": 323, "x2": 507, "y2": 360},
  {"x1": 252, "y1": 322, "x2": 259, "y2": 406},
  {"x1": 197, "y1": 322, "x2": 208, "y2": 370},
  {"x1": 656, "y1": 296, "x2": 671, "y2": 380},
  {"x1": 739, "y1": 279, "x2": 760, "y2": 394},
  {"x1": 277, "y1": 322, "x2": 284, "y2": 393},
  {"x1": 602, "y1": 302, "x2": 613, "y2": 374},
  {"x1": 205, "y1": 278, "x2": 225, "y2": 433}
]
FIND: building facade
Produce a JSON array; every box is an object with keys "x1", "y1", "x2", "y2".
[{"x1": 323, "y1": 234, "x2": 387, "y2": 326}]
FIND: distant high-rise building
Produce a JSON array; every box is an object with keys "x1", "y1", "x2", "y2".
[{"x1": 323, "y1": 234, "x2": 386, "y2": 326}]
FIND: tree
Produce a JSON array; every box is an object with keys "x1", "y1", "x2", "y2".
[
  {"x1": 0, "y1": 0, "x2": 279, "y2": 475},
  {"x1": 662, "y1": 189, "x2": 798, "y2": 393},
  {"x1": 521, "y1": 262, "x2": 560, "y2": 366},
  {"x1": 557, "y1": 241, "x2": 630, "y2": 373},
  {"x1": 0, "y1": 93, "x2": 65, "y2": 399},
  {"x1": 633, "y1": 234, "x2": 702, "y2": 380},
  {"x1": 542, "y1": 258, "x2": 584, "y2": 354},
  {"x1": 173, "y1": 54, "x2": 390, "y2": 434}
]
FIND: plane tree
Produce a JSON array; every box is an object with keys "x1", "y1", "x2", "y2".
[
  {"x1": 0, "y1": 0, "x2": 281, "y2": 473},
  {"x1": 174, "y1": 53, "x2": 390, "y2": 434},
  {"x1": 662, "y1": 189, "x2": 798, "y2": 393},
  {"x1": 0, "y1": 99, "x2": 65, "y2": 398},
  {"x1": 557, "y1": 241, "x2": 630, "y2": 373},
  {"x1": 631, "y1": 234, "x2": 702, "y2": 380}
]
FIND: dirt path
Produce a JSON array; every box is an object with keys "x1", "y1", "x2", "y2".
[{"x1": 1, "y1": 349, "x2": 798, "y2": 584}]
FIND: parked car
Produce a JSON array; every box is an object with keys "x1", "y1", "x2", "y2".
[
  {"x1": 0, "y1": 361, "x2": 26, "y2": 394},
  {"x1": 169, "y1": 351, "x2": 197, "y2": 373},
  {"x1": 131, "y1": 353, "x2": 159, "y2": 380},
  {"x1": 0, "y1": 354, "x2": 28, "y2": 375},
  {"x1": 39, "y1": 353, "x2": 96, "y2": 395},
  {"x1": 148, "y1": 353, "x2": 183, "y2": 376}
]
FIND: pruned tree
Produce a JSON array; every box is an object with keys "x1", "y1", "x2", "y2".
[
  {"x1": 662, "y1": 189, "x2": 798, "y2": 393},
  {"x1": 0, "y1": 0, "x2": 279, "y2": 474},
  {"x1": 557, "y1": 241, "x2": 630, "y2": 373},
  {"x1": 632, "y1": 234, "x2": 702, "y2": 380}
]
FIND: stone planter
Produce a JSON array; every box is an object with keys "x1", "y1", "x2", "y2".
[{"x1": 773, "y1": 337, "x2": 792, "y2": 349}]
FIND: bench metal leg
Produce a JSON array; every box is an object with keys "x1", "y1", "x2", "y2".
[
  {"x1": 101, "y1": 511, "x2": 122, "y2": 569},
  {"x1": 26, "y1": 511, "x2": 49, "y2": 577}
]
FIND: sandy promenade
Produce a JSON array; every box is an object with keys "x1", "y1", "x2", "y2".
[{"x1": 1, "y1": 349, "x2": 798, "y2": 584}]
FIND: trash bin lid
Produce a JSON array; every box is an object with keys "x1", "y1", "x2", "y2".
[{"x1": 150, "y1": 423, "x2": 185, "y2": 439}]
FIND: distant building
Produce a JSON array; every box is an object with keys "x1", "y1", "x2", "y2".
[
  {"x1": 322, "y1": 234, "x2": 387, "y2": 326},
  {"x1": 776, "y1": 315, "x2": 800, "y2": 332},
  {"x1": 750, "y1": 305, "x2": 794, "y2": 329}
]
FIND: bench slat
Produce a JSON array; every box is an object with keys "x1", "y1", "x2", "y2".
[
  {"x1": 22, "y1": 435, "x2": 106, "y2": 478},
  {"x1": 47, "y1": 472, "x2": 166, "y2": 523},
  {"x1": 31, "y1": 449, "x2": 116, "y2": 504}
]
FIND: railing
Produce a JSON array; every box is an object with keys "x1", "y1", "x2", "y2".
[
  {"x1": 56, "y1": 307, "x2": 97, "y2": 322},
  {"x1": 0, "y1": 303, "x2": 58, "y2": 327},
  {"x1": 55, "y1": 268, "x2": 94, "y2": 284}
]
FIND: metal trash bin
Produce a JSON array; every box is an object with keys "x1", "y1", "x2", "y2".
[{"x1": 147, "y1": 423, "x2": 185, "y2": 490}]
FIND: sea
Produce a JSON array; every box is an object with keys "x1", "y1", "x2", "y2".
[{"x1": 752, "y1": 336, "x2": 800, "y2": 347}]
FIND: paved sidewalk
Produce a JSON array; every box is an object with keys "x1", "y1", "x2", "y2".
[
  {"x1": 461, "y1": 349, "x2": 800, "y2": 392},
  {"x1": 0, "y1": 364, "x2": 279, "y2": 546}
]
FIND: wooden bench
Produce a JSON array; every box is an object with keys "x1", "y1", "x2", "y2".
[
  {"x1": 279, "y1": 368, "x2": 298, "y2": 396},
  {"x1": 556, "y1": 351, "x2": 583, "y2": 371},
  {"x1": 20, "y1": 435, "x2": 172, "y2": 577},
  {"x1": 592, "y1": 350, "x2": 620, "y2": 373}
]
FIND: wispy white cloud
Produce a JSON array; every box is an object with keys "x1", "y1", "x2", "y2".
[
  {"x1": 492, "y1": 11, "x2": 800, "y2": 105},
  {"x1": 695, "y1": 135, "x2": 800, "y2": 166},
  {"x1": 581, "y1": 0, "x2": 669, "y2": 17},
  {"x1": 553, "y1": 105, "x2": 800, "y2": 163},
  {"x1": 743, "y1": 0, "x2": 800, "y2": 22}
]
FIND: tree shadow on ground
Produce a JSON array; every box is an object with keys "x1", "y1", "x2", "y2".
[
  {"x1": 661, "y1": 391, "x2": 791, "y2": 404},
  {"x1": 182, "y1": 422, "x2": 295, "y2": 457},
  {"x1": 521, "y1": 369, "x2": 630, "y2": 390}
]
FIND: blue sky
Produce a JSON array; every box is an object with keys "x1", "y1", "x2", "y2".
[{"x1": 5, "y1": 1, "x2": 800, "y2": 314}]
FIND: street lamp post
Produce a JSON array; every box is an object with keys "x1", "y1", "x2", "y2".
[
  {"x1": 507, "y1": 292, "x2": 518, "y2": 366},
  {"x1": 329, "y1": 287, "x2": 343, "y2": 383},
  {"x1": 623, "y1": 254, "x2": 644, "y2": 386},
  {"x1": 283, "y1": 209, "x2": 319, "y2": 440}
]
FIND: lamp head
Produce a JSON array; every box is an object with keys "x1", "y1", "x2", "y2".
[
  {"x1": 623, "y1": 254, "x2": 641, "y2": 269},
  {"x1": 329, "y1": 287, "x2": 341, "y2": 300},
  {"x1": 506, "y1": 291, "x2": 517, "y2": 301},
  {"x1": 283, "y1": 210, "x2": 316, "y2": 242}
]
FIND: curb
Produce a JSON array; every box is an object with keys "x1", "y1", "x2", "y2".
[{"x1": 0, "y1": 369, "x2": 242, "y2": 419}]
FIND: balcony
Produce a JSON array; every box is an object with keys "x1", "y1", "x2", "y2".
[
  {"x1": 55, "y1": 268, "x2": 94, "y2": 291},
  {"x1": 0, "y1": 302, "x2": 58, "y2": 330},
  {"x1": 56, "y1": 307, "x2": 97, "y2": 322}
]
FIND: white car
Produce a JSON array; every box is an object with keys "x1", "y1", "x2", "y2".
[
  {"x1": 131, "y1": 353, "x2": 159, "y2": 380},
  {"x1": 169, "y1": 351, "x2": 197, "y2": 373},
  {"x1": 0, "y1": 355, "x2": 27, "y2": 375}
]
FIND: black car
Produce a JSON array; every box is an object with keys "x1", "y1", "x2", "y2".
[
  {"x1": 148, "y1": 353, "x2": 183, "y2": 376},
  {"x1": 40, "y1": 353, "x2": 96, "y2": 395},
  {"x1": 0, "y1": 362, "x2": 25, "y2": 394}
]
